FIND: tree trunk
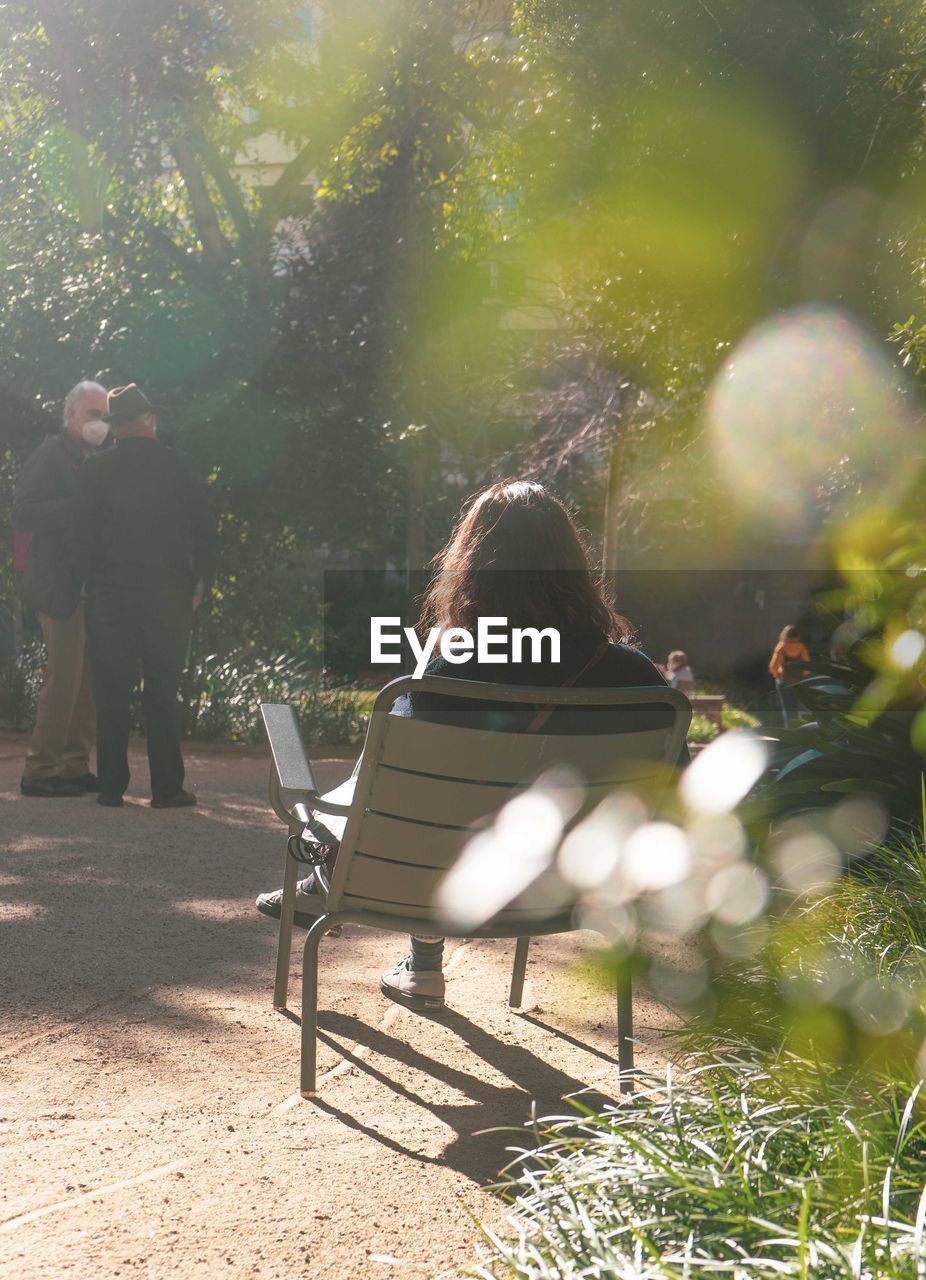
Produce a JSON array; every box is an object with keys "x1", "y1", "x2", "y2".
[
  {"x1": 34, "y1": 0, "x2": 102, "y2": 234},
  {"x1": 602, "y1": 424, "x2": 627, "y2": 571},
  {"x1": 405, "y1": 445, "x2": 427, "y2": 576}
]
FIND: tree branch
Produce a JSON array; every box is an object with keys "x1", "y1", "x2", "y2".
[
  {"x1": 188, "y1": 126, "x2": 256, "y2": 250},
  {"x1": 170, "y1": 134, "x2": 235, "y2": 268},
  {"x1": 143, "y1": 225, "x2": 216, "y2": 293},
  {"x1": 32, "y1": 0, "x2": 102, "y2": 233},
  {"x1": 256, "y1": 135, "x2": 326, "y2": 239}
]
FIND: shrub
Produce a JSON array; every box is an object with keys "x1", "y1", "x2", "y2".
[
  {"x1": 749, "y1": 541, "x2": 926, "y2": 834},
  {"x1": 746, "y1": 659, "x2": 925, "y2": 830},
  {"x1": 722, "y1": 703, "x2": 761, "y2": 732},
  {"x1": 473, "y1": 1058, "x2": 926, "y2": 1279},
  {"x1": 459, "y1": 738, "x2": 926, "y2": 1280},
  {"x1": 687, "y1": 712, "x2": 719, "y2": 743},
  {"x1": 459, "y1": 539, "x2": 926, "y2": 1278},
  {"x1": 798, "y1": 833, "x2": 926, "y2": 997},
  {"x1": 183, "y1": 651, "x2": 367, "y2": 746},
  {"x1": 686, "y1": 837, "x2": 926, "y2": 1069},
  {"x1": 0, "y1": 639, "x2": 45, "y2": 732},
  {"x1": 0, "y1": 642, "x2": 367, "y2": 745},
  {"x1": 686, "y1": 703, "x2": 759, "y2": 745}
]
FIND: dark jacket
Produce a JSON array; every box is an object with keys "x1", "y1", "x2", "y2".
[
  {"x1": 12, "y1": 432, "x2": 86, "y2": 618},
  {"x1": 73, "y1": 436, "x2": 218, "y2": 595}
]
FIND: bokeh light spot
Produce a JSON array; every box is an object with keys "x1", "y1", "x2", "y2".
[
  {"x1": 706, "y1": 863, "x2": 769, "y2": 926},
  {"x1": 622, "y1": 822, "x2": 691, "y2": 893},
  {"x1": 772, "y1": 825, "x2": 842, "y2": 894},
  {"x1": 707, "y1": 305, "x2": 915, "y2": 533},
  {"x1": 558, "y1": 794, "x2": 646, "y2": 891},
  {"x1": 680, "y1": 731, "x2": 768, "y2": 816},
  {"x1": 436, "y1": 786, "x2": 566, "y2": 929},
  {"x1": 891, "y1": 629, "x2": 925, "y2": 670}
]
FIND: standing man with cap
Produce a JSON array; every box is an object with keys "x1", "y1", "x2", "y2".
[
  {"x1": 74, "y1": 384, "x2": 218, "y2": 808},
  {"x1": 14, "y1": 380, "x2": 109, "y2": 797}
]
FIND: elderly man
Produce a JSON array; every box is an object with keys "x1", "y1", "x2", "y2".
[
  {"x1": 14, "y1": 380, "x2": 109, "y2": 797},
  {"x1": 74, "y1": 384, "x2": 217, "y2": 808}
]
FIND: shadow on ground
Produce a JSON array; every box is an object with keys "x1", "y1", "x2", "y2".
[{"x1": 0, "y1": 737, "x2": 669, "y2": 1279}]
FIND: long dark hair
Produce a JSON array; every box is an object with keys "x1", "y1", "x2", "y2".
[{"x1": 418, "y1": 480, "x2": 632, "y2": 642}]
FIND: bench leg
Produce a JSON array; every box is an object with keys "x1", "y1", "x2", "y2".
[
  {"x1": 617, "y1": 965, "x2": 634, "y2": 1094},
  {"x1": 509, "y1": 937, "x2": 530, "y2": 1008},
  {"x1": 273, "y1": 838, "x2": 300, "y2": 1010},
  {"x1": 300, "y1": 915, "x2": 331, "y2": 1097}
]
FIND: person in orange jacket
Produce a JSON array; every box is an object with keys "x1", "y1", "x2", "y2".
[{"x1": 769, "y1": 624, "x2": 811, "y2": 727}]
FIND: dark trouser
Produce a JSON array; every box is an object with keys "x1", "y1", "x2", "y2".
[{"x1": 85, "y1": 587, "x2": 191, "y2": 801}]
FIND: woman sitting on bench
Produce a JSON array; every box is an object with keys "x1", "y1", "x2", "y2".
[{"x1": 256, "y1": 479, "x2": 678, "y2": 1011}]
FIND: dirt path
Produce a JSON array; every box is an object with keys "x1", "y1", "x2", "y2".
[{"x1": 0, "y1": 734, "x2": 676, "y2": 1279}]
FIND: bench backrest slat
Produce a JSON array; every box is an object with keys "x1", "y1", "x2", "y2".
[
  {"x1": 377, "y1": 717, "x2": 675, "y2": 784},
  {"x1": 324, "y1": 676, "x2": 690, "y2": 928},
  {"x1": 367, "y1": 767, "x2": 625, "y2": 829},
  {"x1": 352, "y1": 811, "x2": 471, "y2": 867}
]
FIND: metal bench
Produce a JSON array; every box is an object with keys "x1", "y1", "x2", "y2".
[{"x1": 261, "y1": 676, "x2": 691, "y2": 1096}]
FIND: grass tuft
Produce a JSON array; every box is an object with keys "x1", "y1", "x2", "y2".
[{"x1": 470, "y1": 1059, "x2": 926, "y2": 1279}]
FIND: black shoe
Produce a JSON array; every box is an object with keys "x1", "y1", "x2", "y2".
[
  {"x1": 66, "y1": 772, "x2": 101, "y2": 792},
  {"x1": 20, "y1": 776, "x2": 85, "y2": 798},
  {"x1": 257, "y1": 876, "x2": 320, "y2": 929},
  {"x1": 150, "y1": 789, "x2": 197, "y2": 809},
  {"x1": 97, "y1": 793, "x2": 124, "y2": 807},
  {"x1": 255, "y1": 876, "x2": 341, "y2": 935}
]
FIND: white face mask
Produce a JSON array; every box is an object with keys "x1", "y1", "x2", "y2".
[{"x1": 81, "y1": 419, "x2": 109, "y2": 447}]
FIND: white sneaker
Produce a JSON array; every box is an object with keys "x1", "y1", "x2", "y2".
[{"x1": 379, "y1": 956, "x2": 445, "y2": 1011}]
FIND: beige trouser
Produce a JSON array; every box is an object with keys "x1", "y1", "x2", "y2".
[{"x1": 23, "y1": 608, "x2": 96, "y2": 781}]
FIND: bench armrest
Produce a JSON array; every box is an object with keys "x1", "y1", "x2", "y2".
[
  {"x1": 290, "y1": 801, "x2": 332, "y2": 896},
  {"x1": 309, "y1": 796, "x2": 353, "y2": 817},
  {"x1": 261, "y1": 703, "x2": 319, "y2": 826}
]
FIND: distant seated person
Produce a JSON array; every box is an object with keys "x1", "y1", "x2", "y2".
[
  {"x1": 769, "y1": 624, "x2": 811, "y2": 728},
  {"x1": 665, "y1": 650, "x2": 695, "y2": 691}
]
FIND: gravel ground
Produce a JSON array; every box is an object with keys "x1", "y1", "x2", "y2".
[{"x1": 0, "y1": 733, "x2": 675, "y2": 1279}]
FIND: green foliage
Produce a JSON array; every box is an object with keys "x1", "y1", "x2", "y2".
[
  {"x1": 761, "y1": 828, "x2": 926, "y2": 1065},
  {"x1": 464, "y1": 812, "x2": 926, "y2": 1279},
  {"x1": 350, "y1": 690, "x2": 379, "y2": 717},
  {"x1": 686, "y1": 703, "x2": 758, "y2": 744},
  {"x1": 3, "y1": 0, "x2": 926, "y2": 669},
  {"x1": 745, "y1": 662, "x2": 926, "y2": 829},
  {"x1": 687, "y1": 713, "x2": 719, "y2": 744},
  {"x1": 722, "y1": 703, "x2": 762, "y2": 732},
  {"x1": 502, "y1": 0, "x2": 926, "y2": 555},
  {"x1": 0, "y1": 0, "x2": 515, "y2": 645},
  {"x1": 836, "y1": 836, "x2": 926, "y2": 977},
  {"x1": 745, "y1": 539, "x2": 926, "y2": 832},
  {"x1": 891, "y1": 315, "x2": 926, "y2": 378},
  {"x1": 0, "y1": 639, "x2": 366, "y2": 745},
  {"x1": 461, "y1": 822, "x2": 926, "y2": 1278},
  {"x1": 3, "y1": 0, "x2": 924, "y2": 611},
  {"x1": 0, "y1": 639, "x2": 45, "y2": 733},
  {"x1": 192, "y1": 519, "x2": 327, "y2": 664},
  {"x1": 184, "y1": 651, "x2": 366, "y2": 745},
  {"x1": 474, "y1": 1060, "x2": 926, "y2": 1279}
]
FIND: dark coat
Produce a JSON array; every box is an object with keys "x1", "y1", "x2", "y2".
[
  {"x1": 12, "y1": 432, "x2": 85, "y2": 619},
  {"x1": 73, "y1": 436, "x2": 217, "y2": 596}
]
